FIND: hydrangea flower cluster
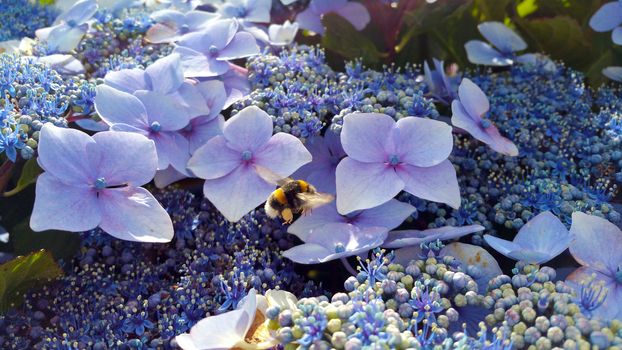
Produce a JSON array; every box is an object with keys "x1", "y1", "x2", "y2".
[{"x1": 0, "y1": 0, "x2": 58, "y2": 42}]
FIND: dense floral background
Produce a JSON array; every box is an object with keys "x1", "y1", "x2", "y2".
[{"x1": 1, "y1": 0, "x2": 622, "y2": 349}]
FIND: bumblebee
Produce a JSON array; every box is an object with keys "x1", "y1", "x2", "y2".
[{"x1": 257, "y1": 167, "x2": 334, "y2": 224}]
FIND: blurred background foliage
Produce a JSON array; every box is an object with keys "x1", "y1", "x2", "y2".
[{"x1": 315, "y1": 0, "x2": 621, "y2": 87}]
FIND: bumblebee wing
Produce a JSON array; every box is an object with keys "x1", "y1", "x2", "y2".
[
  {"x1": 296, "y1": 192, "x2": 335, "y2": 210},
  {"x1": 255, "y1": 165, "x2": 291, "y2": 187}
]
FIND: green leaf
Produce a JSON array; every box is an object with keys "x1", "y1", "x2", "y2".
[
  {"x1": 321, "y1": 13, "x2": 382, "y2": 65},
  {"x1": 11, "y1": 219, "x2": 81, "y2": 261},
  {"x1": 0, "y1": 250, "x2": 63, "y2": 313},
  {"x1": 3, "y1": 158, "x2": 42, "y2": 197},
  {"x1": 516, "y1": 0, "x2": 538, "y2": 17},
  {"x1": 473, "y1": 0, "x2": 511, "y2": 21}
]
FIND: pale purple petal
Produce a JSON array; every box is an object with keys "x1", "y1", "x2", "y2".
[
  {"x1": 603, "y1": 66, "x2": 622, "y2": 82},
  {"x1": 95, "y1": 85, "x2": 148, "y2": 127},
  {"x1": 104, "y1": 69, "x2": 148, "y2": 93},
  {"x1": 341, "y1": 112, "x2": 394, "y2": 163},
  {"x1": 254, "y1": 133, "x2": 312, "y2": 177},
  {"x1": 110, "y1": 123, "x2": 149, "y2": 135},
  {"x1": 145, "y1": 23, "x2": 180, "y2": 44},
  {"x1": 217, "y1": 32, "x2": 260, "y2": 60},
  {"x1": 483, "y1": 235, "x2": 522, "y2": 257},
  {"x1": 202, "y1": 164, "x2": 275, "y2": 222},
  {"x1": 311, "y1": 0, "x2": 346, "y2": 13},
  {"x1": 153, "y1": 131, "x2": 190, "y2": 172},
  {"x1": 186, "y1": 11, "x2": 220, "y2": 31},
  {"x1": 37, "y1": 123, "x2": 97, "y2": 184},
  {"x1": 184, "y1": 114, "x2": 224, "y2": 153},
  {"x1": 223, "y1": 106, "x2": 273, "y2": 152},
  {"x1": 336, "y1": 157, "x2": 404, "y2": 214},
  {"x1": 440, "y1": 242, "x2": 502, "y2": 294},
  {"x1": 174, "y1": 46, "x2": 229, "y2": 78},
  {"x1": 30, "y1": 173, "x2": 100, "y2": 232},
  {"x1": 56, "y1": 0, "x2": 97, "y2": 24},
  {"x1": 176, "y1": 82, "x2": 211, "y2": 118},
  {"x1": 92, "y1": 131, "x2": 157, "y2": 186},
  {"x1": 514, "y1": 211, "x2": 570, "y2": 258},
  {"x1": 134, "y1": 91, "x2": 190, "y2": 130},
  {"x1": 196, "y1": 80, "x2": 228, "y2": 120},
  {"x1": 154, "y1": 166, "x2": 188, "y2": 189},
  {"x1": 145, "y1": 53, "x2": 185, "y2": 95},
  {"x1": 296, "y1": 7, "x2": 324, "y2": 34},
  {"x1": 99, "y1": 186, "x2": 173, "y2": 242},
  {"x1": 478, "y1": 21, "x2": 526, "y2": 53},
  {"x1": 570, "y1": 212, "x2": 622, "y2": 274},
  {"x1": 335, "y1": 1, "x2": 370, "y2": 31},
  {"x1": 465, "y1": 40, "x2": 512, "y2": 66},
  {"x1": 187, "y1": 135, "x2": 241, "y2": 180},
  {"x1": 457, "y1": 78, "x2": 489, "y2": 118},
  {"x1": 396, "y1": 117, "x2": 453, "y2": 167},
  {"x1": 397, "y1": 160, "x2": 460, "y2": 209},
  {"x1": 354, "y1": 199, "x2": 415, "y2": 231},
  {"x1": 287, "y1": 203, "x2": 345, "y2": 241},
  {"x1": 150, "y1": 9, "x2": 186, "y2": 27},
  {"x1": 482, "y1": 124, "x2": 519, "y2": 156},
  {"x1": 44, "y1": 24, "x2": 87, "y2": 53},
  {"x1": 383, "y1": 225, "x2": 484, "y2": 249},
  {"x1": 451, "y1": 100, "x2": 491, "y2": 139},
  {"x1": 589, "y1": 2, "x2": 622, "y2": 32},
  {"x1": 614, "y1": 26, "x2": 622, "y2": 45}
]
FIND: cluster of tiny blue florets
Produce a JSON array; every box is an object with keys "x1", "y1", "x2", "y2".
[{"x1": 0, "y1": 0, "x2": 58, "y2": 42}]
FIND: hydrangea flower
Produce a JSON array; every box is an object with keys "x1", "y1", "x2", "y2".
[
  {"x1": 187, "y1": 106, "x2": 311, "y2": 222},
  {"x1": 589, "y1": 1, "x2": 622, "y2": 45},
  {"x1": 335, "y1": 112, "x2": 460, "y2": 214},
  {"x1": 567, "y1": 212, "x2": 622, "y2": 321},
  {"x1": 293, "y1": 130, "x2": 345, "y2": 194},
  {"x1": 282, "y1": 222, "x2": 388, "y2": 264},
  {"x1": 465, "y1": 21, "x2": 541, "y2": 67},
  {"x1": 35, "y1": 0, "x2": 97, "y2": 53},
  {"x1": 176, "y1": 289, "x2": 277, "y2": 350},
  {"x1": 296, "y1": 0, "x2": 370, "y2": 35},
  {"x1": 451, "y1": 78, "x2": 519, "y2": 156},
  {"x1": 423, "y1": 58, "x2": 459, "y2": 105},
  {"x1": 217, "y1": 0, "x2": 272, "y2": 23},
  {"x1": 146, "y1": 10, "x2": 219, "y2": 44},
  {"x1": 174, "y1": 19, "x2": 260, "y2": 77},
  {"x1": 268, "y1": 20, "x2": 299, "y2": 46},
  {"x1": 30, "y1": 124, "x2": 173, "y2": 242},
  {"x1": 484, "y1": 211, "x2": 570, "y2": 264}
]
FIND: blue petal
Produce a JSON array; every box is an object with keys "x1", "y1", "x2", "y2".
[
  {"x1": 589, "y1": 2, "x2": 622, "y2": 32},
  {"x1": 478, "y1": 21, "x2": 526, "y2": 53},
  {"x1": 465, "y1": 40, "x2": 513, "y2": 66}
]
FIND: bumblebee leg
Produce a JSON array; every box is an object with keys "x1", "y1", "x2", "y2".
[{"x1": 281, "y1": 208, "x2": 294, "y2": 224}]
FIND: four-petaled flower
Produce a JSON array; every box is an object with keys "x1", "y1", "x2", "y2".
[
  {"x1": 484, "y1": 211, "x2": 570, "y2": 264},
  {"x1": 174, "y1": 19, "x2": 260, "y2": 77},
  {"x1": 451, "y1": 78, "x2": 519, "y2": 156},
  {"x1": 187, "y1": 106, "x2": 311, "y2": 222},
  {"x1": 589, "y1": 1, "x2": 622, "y2": 45},
  {"x1": 30, "y1": 124, "x2": 173, "y2": 242},
  {"x1": 35, "y1": 0, "x2": 98, "y2": 53},
  {"x1": 335, "y1": 112, "x2": 460, "y2": 214},
  {"x1": 567, "y1": 212, "x2": 622, "y2": 321}
]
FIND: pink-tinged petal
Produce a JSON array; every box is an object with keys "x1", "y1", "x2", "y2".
[
  {"x1": 185, "y1": 114, "x2": 224, "y2": 153},
  {"x1": 397, "y1": 160, "x2": 460, "y2": 209},
  {"x1": 567, "y1": 266, "x2": 622, "y2": 321},
  {"x1": 589, "y1": 2, "x2": 622, "y2": 32},
  {"x1": 104, "y1": 68, "x2": 148, "y2": 93},
  {"x1": 451, "y1": 100, "x2": 489, "y2": 139},
  {"x1": 153, "y1": 132, "x2": 190, "y2": 172},
  {"x1": 223, "y1": 106, "x2": 273, "y2": 152},
  {"x1": 176, "y1": 82, "x2": 211, "y2": 118},
  {"x1": 383, "y1": 225, "x2": 484, "y2": 249},
  {"x1": 287, "y1": 203, "x2": 345, "y2": 241},
  {"x1": 341, "y1": 112, "x2": 394, "y2": 163},
  {"x1": 254, "y1": 133, "x2": 312, "y2": 178},
  {"x1": 95, "y1": 85, "x2": 148, "y2": 127},
  {"x1": 396, "y1": 117, "x2": 453, "y2": 167},
  {"x1": 441, "y1": 242, "x2": 502, "y2": 293},
  {"x1": 186, "y1": 11, "x2": 219, "y2": 31},
  {"x1": 506, "y1": 250, "x2": 553, "y2": 264},
  {"x1": 134, "y1": 91, "x2": 190, "y2": 131},
  {"x1": 175, "y1": 309, "x2": 248, "y2": 350},
  {"x1": 477, "y1": 21, "x2": 526, "y2": 53},
  {"x1": 355, "y1": 199, "x2": 415, "y2": 230},
  {"x1": 37, "y1": 124, "x2": 97, "y2": 184},
  {"x1": 514, "y1": 211, "x2": 569, "y2": 258},
  {"x1": 464, "y1": 40, "x2": 512, "y2": 66},
  {"x1": 336, "y1": 157, "x2": 404, "y2": 214},
  {"x1": 483, "y1": 234, "x2": 522, "y2": 257},
  {"x1": 154, "y1": 166, "x2": 188, "y2": 189},
  {"x1": 217, "y1": 32, "x2": 260, "y2": 60},
  {"x1": 196, "y1": 80, "x2": 228, "y2": 120},
  {"x1": 570, "y1": 212, "x2": 622, "y2": 274},
  {"x1": 174, "y1": 46, "x2": 228, "y2": 78},
  {"x1": 458, "y1": 78, "x2": 489, "y2": 118},
  {"x1": 30, "y1": 173, "x2": 100, "y2": 232},
  {"x1": 92, "y1": 131, "x2": 157, "y2": 186},
  {"x1": 99, "y1": 186, "x2": 173, "y2": 242},
  {"x1": 296, "y1": 8, "x2": 324, "y2": 34},
  {"x1": 335, "y1": 1, "x2": 370, "y2": 31},
  {"x1": 145, "y1": 53, "x2": 184, "y2": 95},
  {"x1": 202, "y1": 164, "x2": 275, "y2": 222},
  {"x1": 187, "y1": 135, "x2": 241, "y2": 180},
  {"x1": 145, "y1": 23, "x2": 179, "y2": 44},
  {"x1": 483, "y1": 125, "x2": 519, "y2": 156},
  {"x1": 613, "y1": 26, "x2": 622, "y2": 45}
]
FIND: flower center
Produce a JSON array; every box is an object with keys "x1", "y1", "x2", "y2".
[
  {"x1": 388, "y1": 154, "x2": 400, "y2": 166},
  {"x1": 208, "y1": 45, "x2": 219, "y2": 57},
  {"x1": 94, "y1": 177, "x2": 107, "y2": 190},
  {"x1": 179, "y1": 24, "x2": 190, "y2": 34},
  {"x1": 150, "y1": 121, "x2": 162, "y2": 133},
  {"x1": 66, "y1": 19, "x2": 77, "y2": 27},
  {"x1": 334, "y1": 243, "x2": 345, "y2": 253},
  {"x1": 241, "y1": 150, "x2": 253, "y2": 161}
]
